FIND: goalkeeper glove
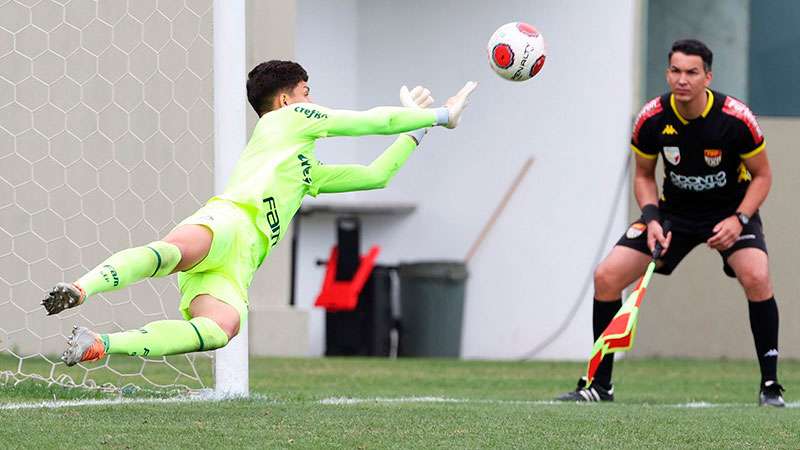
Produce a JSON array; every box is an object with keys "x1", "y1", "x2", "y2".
[
  {"x1": 443, "y1": 81, "x2": 478, "y2": 129},
  {"x1": 400, "y1": 85, "x2": 434, "y2": 143}
]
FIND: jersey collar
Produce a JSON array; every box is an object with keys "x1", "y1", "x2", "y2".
[{"x1": 670, "y1": 89, "x2": 714, "y2": 125}]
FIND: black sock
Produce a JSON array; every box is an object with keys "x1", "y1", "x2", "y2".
[
  {"x1": 592, "y1": 298, "x2": 622, "y2": 388},
  {"x1": 748, "y1": 297, "x2": 779, "y2": 383}
]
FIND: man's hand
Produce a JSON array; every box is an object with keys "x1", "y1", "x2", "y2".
[
  {"x1": 400, "y1": 85, "x2": 434, "y2": 109},
  {"x1": 707, "y1": 215, "x2": 743, "y2": 250},
  {"x1": 444, "y1": 81, "x2": 478, "y2": 129},
  {"x1": 646, "y1": 221, "x2": 672, "y2": 256}
]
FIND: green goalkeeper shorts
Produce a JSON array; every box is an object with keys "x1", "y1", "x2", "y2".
[{"x1": 175, "y1": 199, "x2": 267, "y2": 329}]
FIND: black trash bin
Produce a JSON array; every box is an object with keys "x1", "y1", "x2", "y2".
[
  {"x1": 325, "y1": 266, "x2": 394, "y2": 357},
  {"x1": 398, "y1": 261, "x2": 468, "y2": 357}
]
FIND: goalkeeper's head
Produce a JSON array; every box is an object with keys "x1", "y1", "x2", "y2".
[{"x1": 247, "y1": 60, "x2": 311, "y2": 116}]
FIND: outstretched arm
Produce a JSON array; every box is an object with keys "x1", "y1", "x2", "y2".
[
  {"x1": 309, "y1": 135, "x2": 418, "y2": 194},
  {"x1": 302, "y1": 105, "x2": 446, "y2": 138},
  {"x1": 298, "y1": 81, "x2": 477, "y2": 138}
]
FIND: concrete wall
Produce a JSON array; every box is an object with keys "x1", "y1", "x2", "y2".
[
  {"x1": 244, "y1": 0, "x2": 310, "y2": 356},
  {"x1": 293, "y1": 0, "x2": 638, "y2": 359},
  {"x1": 645, "y1": 0, "x2": 750, "y2": 100},
  {"x1": 631, "y1": 117, "x2": 800, "y2": 359}
]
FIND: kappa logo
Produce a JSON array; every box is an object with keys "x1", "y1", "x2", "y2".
[
  {"x1": 661, "y1": 124, "x2": 678, "y2": 135},
  {"x1": 737, "y1": 162, "x2": 752, "y2": 183},
  {"x1": 663, "y1": 146, "x2": 680, "y2": 165},
  {"x1": 764, "y1": 349, "x2": 779, "y2": 357},
  {"x1": 704, "y1": 149, "x2": 722, "y2": 167}
]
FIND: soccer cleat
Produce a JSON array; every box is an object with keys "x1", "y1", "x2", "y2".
[
  {"x1": 555, "y1": 377, "x2": 614, "y2": 402},
  {"x1": 759, "y1": 380, "x2": 785, "y2": 407},
  {"x1": 61, "y1": 326, "x2": 106, "y2": 367},
  {"x1": 42, "y1": 282, "x2": 85, "y2": 315}
]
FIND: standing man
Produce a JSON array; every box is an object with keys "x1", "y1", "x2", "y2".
[
  {"x1": 556, "y1": 39, "x2": 784, "y2": 406},
  {"x1": 44, "y1": 60, "x2": 477, "y2": 366}
]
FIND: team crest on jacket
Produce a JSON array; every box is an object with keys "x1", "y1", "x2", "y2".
[
  {"x1": 626, "y1": 222, "x2": 646, "y2": 239},
  {"x1": 663, "y1": 146, "x2": 680, "y2": 165},
  {"x1": 704, "y1": 149, "x2": 722, "y2": 167}
]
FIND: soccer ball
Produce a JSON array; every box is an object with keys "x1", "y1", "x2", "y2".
[{"x1": 487, "y1": 22, "x2": 546, "y2": 81}]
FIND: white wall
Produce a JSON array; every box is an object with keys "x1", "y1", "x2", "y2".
[
  {"x1": 294, "y1": 0, "x2": 360, "y2": 354},
  {"x1": 295, "y1": 0, "x2": 637, "y2": 359}
]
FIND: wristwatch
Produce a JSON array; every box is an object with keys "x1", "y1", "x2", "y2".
[{"x1": 736, "y1": 212, "x2": 750, "y2": 226}]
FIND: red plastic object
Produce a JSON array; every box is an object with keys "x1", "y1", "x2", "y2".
[{"x1": 314, "y1": 245, "x2": 381, "y2": 311}]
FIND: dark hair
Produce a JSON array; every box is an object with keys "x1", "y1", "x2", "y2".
[
  {"x1": 668, "y1": 39, "x2": 713, "y2": 72},
  {"x1": 247, "y1": 60, "x2": 308, "y2": 116}
]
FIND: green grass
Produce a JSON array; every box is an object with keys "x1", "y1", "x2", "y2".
[{"x1": 1, "y1": 357, "x2": 799, "y2": 449}]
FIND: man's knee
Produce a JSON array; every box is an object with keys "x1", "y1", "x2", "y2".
[
  {"x1": 214, "y1": 314, "x2": 240, "y2": 340},
  {"x1": 188, "y1": 295, "x2": 241, "y2": 340},
  {"x1": 189, "y1": 316, "x2": 231, "y2": 351},
  {"x1": 594, "y1": 262, "x2": 625, "y2": 294},
  {"x1": 737, "y1": 266, "x2": 772, "y2": 292},
  {"x1": 164, "y1": 225, "x2": 213, "y2": 272},
  {"x1": 145, "y1": 241, "x2": 182, "y2": 277}
]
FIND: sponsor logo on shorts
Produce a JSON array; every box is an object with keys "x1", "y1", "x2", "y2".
[
  {"x1": 294, "y1": 106, "x2": 328, "y2": 120},
  {"x1": 626, "y1": 222, "x2": 646, "y2": 239},
  {"x1": 704, "y1": 149, "x2": 722, "y2": 167},
  {"x1": 737, "y1": 234, "x2": 756, "y2": 241},
  {"x1": 669, "y1": 170, "x2": 726, "y2": 191},
  {"x1": 663, "y1": 146, "x2": 680, "y2": 165}
]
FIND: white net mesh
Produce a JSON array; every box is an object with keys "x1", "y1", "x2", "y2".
[{"x1": 0, "y1": 0, "x2": 215, "y2": 392}]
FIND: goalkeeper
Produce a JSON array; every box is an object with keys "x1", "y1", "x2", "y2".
[{"x1": 43, "y1": 60, "x2": 478, "y2": 366}]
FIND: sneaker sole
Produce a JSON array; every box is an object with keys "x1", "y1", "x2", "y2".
[{"x1": 42, "y1": 283, "x2": 84, "y2": 316}]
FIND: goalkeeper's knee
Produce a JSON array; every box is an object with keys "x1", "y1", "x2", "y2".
[
  {"x1": 189, "y1": 317, "x2": 230, "y2": 351},
  {"x1": 146, "y1": 241, "x2": 182, "y2": 277}
]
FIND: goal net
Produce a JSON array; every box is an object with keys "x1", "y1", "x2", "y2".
[{"x1": 0, "y1": 0, "x2": 216, "y2": 393}]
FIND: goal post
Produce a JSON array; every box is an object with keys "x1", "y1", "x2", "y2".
[{"x1": 212, "y1": 0, "x2": 249, "y2": 398}]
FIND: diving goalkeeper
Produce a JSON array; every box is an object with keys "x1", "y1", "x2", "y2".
[{"x1": 43, "y1": 60, "x2": 478, "y2": 366}]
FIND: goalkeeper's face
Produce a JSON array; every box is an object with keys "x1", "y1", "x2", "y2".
[{"x1": 278, "y1": 81, "x2": 312, "y2": 108}]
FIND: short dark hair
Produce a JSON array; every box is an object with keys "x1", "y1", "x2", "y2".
[
  {"x1": 247, "y1": 60, "x2": 308, "y2": 116},
  {"x1": 669, "y1": 39, "x2": 713, "y2": 72}
]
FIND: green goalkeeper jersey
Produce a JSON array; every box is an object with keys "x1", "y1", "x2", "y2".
[{"x1": 215, "y1": 103, "x2": 438, "y2": 256}]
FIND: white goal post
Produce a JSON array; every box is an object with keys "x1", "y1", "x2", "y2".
[{"x1": 212, "y1": 0, "x2": 249, "y2": 398}]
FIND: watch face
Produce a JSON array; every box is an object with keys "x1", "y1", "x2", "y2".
[{"x1": 738, "y1": 213, "x2": 749, "y2": 225}]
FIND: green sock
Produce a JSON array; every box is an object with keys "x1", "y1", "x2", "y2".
[
  {"x1": 76, "y1": 241, "x2": 182, "y2": 298},
  {"x1": 103, "y1": 317, "x2": 230, "y2": 357}
]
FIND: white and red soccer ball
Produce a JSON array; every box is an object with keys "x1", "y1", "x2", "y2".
[{"x1": 487, "y1": 22, "x2": 546, "y2": 82}]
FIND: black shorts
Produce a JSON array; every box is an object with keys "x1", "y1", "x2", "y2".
[{"x1": 615, "y1": 212, "x2": 768, "y2": 278}]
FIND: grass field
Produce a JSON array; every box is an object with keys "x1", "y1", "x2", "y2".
[{"x1": 0, "y1": 357, "x2": 798, "y2": 449}]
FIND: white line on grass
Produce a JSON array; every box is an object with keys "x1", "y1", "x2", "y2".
[
  {"x1": 0, "y1": 393, "x2": 279, "y2": 410},
  {"x1": 319, "y1": 396, "x2": 800, "y2": 409},
  {"x1": 0, "y1": 397, "x2": 198, "y2": 410},
  {"x1": 2, "y1": 395, "x2": 796, "y2": 410}
]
